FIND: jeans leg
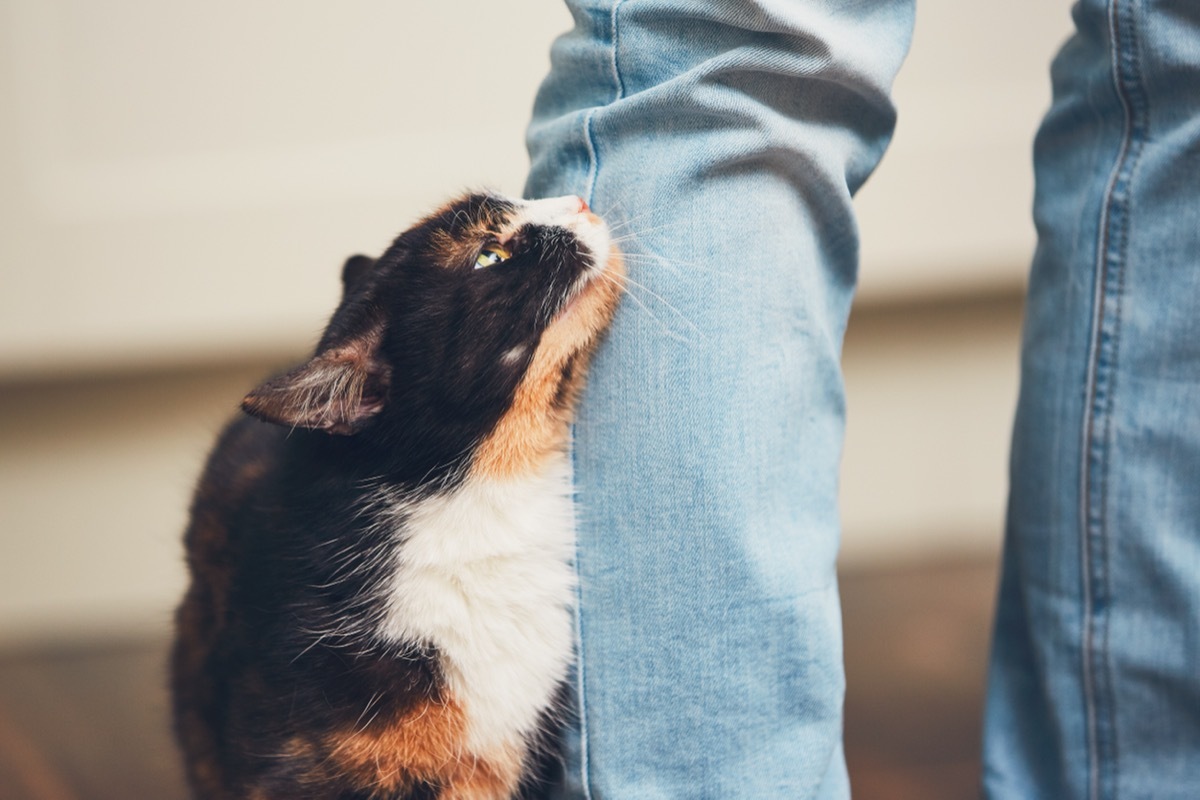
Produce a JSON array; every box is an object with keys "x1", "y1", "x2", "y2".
[
  {"x1": 526, "y1": 1, "x2": 913, "y2": 797},
  {"x1": 985, "y1": 2, "x2": 1200, "y2": 798}
]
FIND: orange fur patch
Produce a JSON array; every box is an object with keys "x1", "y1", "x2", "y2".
[
  {"x1": 325, "y1": 696, "x2": 523, "y2": 798},
  {"x1": 329, "y1": 697, "x2": 465, "y2": 786},
  {"x1": 429, "y1": 227, "x2": 482, "y2": 269},
  {"x1": 471, "y1": 249, "x2": 625, "y2": 479},
  {"x1": 439, "y1": 751, "x2": 524, "y2": 800}
]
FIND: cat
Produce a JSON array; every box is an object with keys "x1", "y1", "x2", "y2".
[{"x1": 171, "y1": 191, "x2": 623, "y2": 800}]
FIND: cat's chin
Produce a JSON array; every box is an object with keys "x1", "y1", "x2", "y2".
[
  {"x1": 572, "y1": 213, "x2": 612, "y2": 268},
  {"x1": 554, "y1": 246, "x2": 619, "y2": 324}
]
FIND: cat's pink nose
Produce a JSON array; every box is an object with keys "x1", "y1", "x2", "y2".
[{"x1": 576, "y1": 196, "x2": 589, "y2": 213}]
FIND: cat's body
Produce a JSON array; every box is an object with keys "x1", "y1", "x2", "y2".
[{"x1": 172, "y1": 193, "x2": 622, "y2": 800}]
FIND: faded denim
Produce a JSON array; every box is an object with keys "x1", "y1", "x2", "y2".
[
  {"x1": 525, "y1": 0, "x2": 1200, "y2": 798},
  {"x1": 985, "y1": 1, "x2": 1200, "y2": 799}
]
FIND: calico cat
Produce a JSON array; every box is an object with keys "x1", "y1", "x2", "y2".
[{"x1": 171, "y1": 192, "x2": 623, "y2": 800}]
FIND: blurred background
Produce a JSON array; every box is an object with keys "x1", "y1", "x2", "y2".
[{"x1": 0, "y1": 0, "x2": 1072, "y2": 797}]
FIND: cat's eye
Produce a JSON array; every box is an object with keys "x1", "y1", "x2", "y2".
[{"x1": 474, "y1": 244, "x2": 511, "y2": 270}]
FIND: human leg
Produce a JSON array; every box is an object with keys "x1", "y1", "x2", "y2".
[
  {"x1": 985, "y1": 2, "x2": 1200, "y2": 797},
  {"x1": 525, "y1": 1, "x2": 913, "y2": 797}
]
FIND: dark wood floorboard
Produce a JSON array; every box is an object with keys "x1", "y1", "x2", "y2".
[
  {"x1": 0, "y1": 557, "x2": 998, "y2": 799},
  {"x1": 842, "y1": 558, "x2": 998, "y2": 800}
]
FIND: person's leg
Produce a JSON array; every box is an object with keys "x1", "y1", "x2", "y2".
[
  {"x1": 985, "y1": 2, "x2": 1200, "y2": 797},
  {"x1": 525, "y1": 1, "x2": 913, "y2": 797}
]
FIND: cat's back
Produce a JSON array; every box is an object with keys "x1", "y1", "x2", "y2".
[
  {"x1": 185, "y1": 413, "x2": 282, "y2": 548},
  {"x1": 171, "y1": 412, "x2": 285, "y2": 799}
]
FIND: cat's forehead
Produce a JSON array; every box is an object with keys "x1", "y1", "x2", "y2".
[
  {"x1": 389, "y1": 192, "x2": 601, "y2": 273},
  {"x1": 430, "y1": 193, "x2": 517, "y2": 237},
  {"x1": 403, "y1": 193, "x2": 517, "y2": 267}
]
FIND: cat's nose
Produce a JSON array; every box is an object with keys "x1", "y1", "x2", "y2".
[{"x1": 576, "y1": 196, "x2": 589, "y2": 213}]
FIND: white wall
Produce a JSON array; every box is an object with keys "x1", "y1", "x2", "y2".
[
  {"x1": 0, "y1": 0, "x2": 1072, "y2": 640},
  {"x1": 1, "y1": 0, "x2": 573, "y2": 378}
]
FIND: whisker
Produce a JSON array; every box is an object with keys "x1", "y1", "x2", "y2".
[
  {"x1": 600, "y1": 271, "x2": 697, "y2": 344},
  {"x1": 354, "y1": 691, "x2": 386, "y2": 729},
  {"x1": 612, "y1": 272, "x2": 703, "y2": 337},
  {"x1": 608, "y1": 219, "x2": 686, "y2": 240},
  {"x1": 619, "y1": 252, "x2": 746, "y2": 283}
]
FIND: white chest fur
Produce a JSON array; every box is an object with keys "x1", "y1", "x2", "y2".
[{"x1": 375, "y1": 455, "x2": 577, "y2": 752}]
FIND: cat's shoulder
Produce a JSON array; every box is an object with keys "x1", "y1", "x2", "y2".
[{"x1": 192, "y1": 414, "x2": 282, "y2": 510}]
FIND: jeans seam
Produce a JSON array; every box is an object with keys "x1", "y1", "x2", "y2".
[
  {"x1": 583, "y1": 0, "x2": 625, "y2": 208},
  {"x1": 576, "y1": 5, "x2": 626, "y2": 794},
  {"x1": 1083, "y1": 1, "x2": 1147, "y2": 798},
  {"x1": 609, "y1": 0, "x2": 627, "y2": 101},
  {"x1": 583, "y1": 110, "x2": 601, "y2": 207}
]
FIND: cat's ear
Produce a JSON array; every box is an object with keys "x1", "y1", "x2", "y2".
[
  {"x1": 241, "y1": 333, "x2": 389, "y2": 435},
  {"x1": 341, "y1": 254, "x2": 375, "y2": 293}
]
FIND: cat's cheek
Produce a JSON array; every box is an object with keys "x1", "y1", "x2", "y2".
[
  {"x1": 574, "y1": 218, "x2": 612, "y2": 271},
  {"x1": 555, "y1": 293, "x2": 584, "y2": 322},
  {"x1": 561, "y1": 248, "x2": 625, "y2": 341}
]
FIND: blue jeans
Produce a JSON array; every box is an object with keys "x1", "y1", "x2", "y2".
[
  {"x1": 524, "y1": 0, "x2": 1200, "y2": 797},
  {"x1": 984, "y1": 2, "x2": 1200, "y2": 799}
]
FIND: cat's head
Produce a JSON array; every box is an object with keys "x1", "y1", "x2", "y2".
[{"x1": 242, "y1": 191, "x2": 623, "y2": 480}]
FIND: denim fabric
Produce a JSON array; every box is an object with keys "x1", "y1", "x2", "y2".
[
  {"x1": 526, "y1": 0, "x2": 1200, "y2": 798},
  {"x1": 984, "y1": 1, "x2": 1200, "y2": 799},
  {"x1": 526, "y1": 1, "x2": 912, "y2": 797}
]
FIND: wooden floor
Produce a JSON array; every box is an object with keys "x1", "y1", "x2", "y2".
[
  {"x1": 842, "y1": 558, "x2": 997, "y2": 799},
  {"x1": 0, "y1": 558, "x2": 998, "y2": 800}
]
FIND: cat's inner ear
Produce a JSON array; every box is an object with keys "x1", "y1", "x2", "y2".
[
  {"x1": 241, "y1": 330, "x2": 389, "y2": 435},
  {"x1": 341, "y1": 254, "x2": 375, "y2": 293}
]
